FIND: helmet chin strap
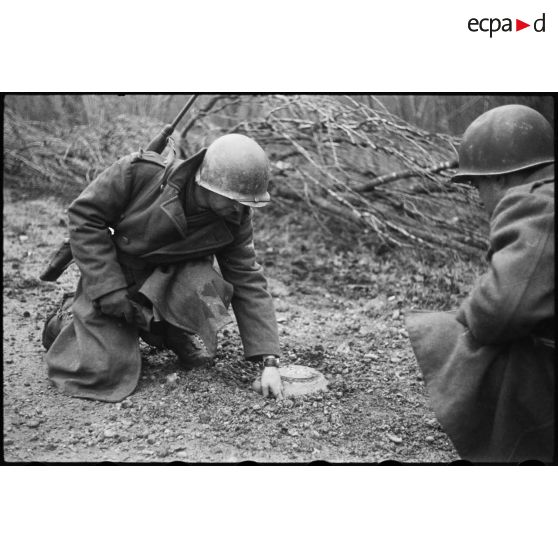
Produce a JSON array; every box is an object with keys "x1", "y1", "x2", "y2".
[
  {"x1": 522, "y1": 162, "x2": 554, "y2": 183},
  {"x1": 499, "y1": 162, "x2": 555, "y2": 190}
]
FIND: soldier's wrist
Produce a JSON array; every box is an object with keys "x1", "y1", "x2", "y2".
[{"x1": 261, "y1": 355, "x2": 279, "y2": 370}]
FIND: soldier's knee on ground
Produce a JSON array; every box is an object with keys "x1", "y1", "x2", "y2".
[
  {"x1": 42, "y1": 293, "x2": 74, "y2": 350},
  {"x1": 163, "y1": 324, "x2": 214, "y2": 369}
]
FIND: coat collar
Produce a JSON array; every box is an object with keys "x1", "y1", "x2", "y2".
[{"x1": 165, "y1": 148, "x2": 207, "y2": 192}]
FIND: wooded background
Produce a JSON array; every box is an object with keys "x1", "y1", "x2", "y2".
[{"x1": 5, "y1": 94, "x2": 553, "y2": 133}]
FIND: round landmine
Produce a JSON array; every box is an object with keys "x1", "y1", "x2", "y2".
[{"x1": 252, "y1": 365, "x2": 328, "y2": 397}]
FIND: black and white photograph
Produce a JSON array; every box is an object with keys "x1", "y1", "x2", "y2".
[
  {"x1": 3, "y1": 94, "x2": 555, "y2": 464},
  {"x1": 1, "y1": 1, "x2": 556, "y2": 555}
]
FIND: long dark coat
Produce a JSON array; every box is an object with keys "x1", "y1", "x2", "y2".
[
  {"x1": 406, "y1": 175, "x2": 555, "y2": 463},
  {"x1": 46, "y1": 148, "x2": 280, "y2": 402}
]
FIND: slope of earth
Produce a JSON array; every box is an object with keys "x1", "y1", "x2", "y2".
[{"x1": 3, "y1": 189, "x2": 483, "y2": 463}]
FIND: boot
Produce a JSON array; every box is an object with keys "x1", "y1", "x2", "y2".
[
  {"x1": 164, "y1": 324, "x2": 213, "y2": 369},
  {"x1": 42, "y1": 292, "x2": 74, "y2": 350}
]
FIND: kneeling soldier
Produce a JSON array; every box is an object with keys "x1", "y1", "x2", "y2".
[
  {"x1": 406, "y1": 105, "x2": 554, "y2": 463},
  {"x1": 43, "y1": 134, "x2": 284, "y2": 402}
]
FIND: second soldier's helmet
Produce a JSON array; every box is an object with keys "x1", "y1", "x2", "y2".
[
  {"x1": 452, "y1": 104, "x2": 554, "y2": 183},
  {"x1": 196, "y1": 134, "x2": 271, "y2": 207}
]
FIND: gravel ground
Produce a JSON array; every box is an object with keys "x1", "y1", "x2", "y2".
[{"x1": 3, "y1": 189, "x2": 466, "y2": 463}]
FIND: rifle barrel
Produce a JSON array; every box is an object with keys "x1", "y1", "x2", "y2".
[
  {"x1": 146, "y1": 94, "x2": 199, "y2": 153},
  {"x1": 170, "y1": 94, "x2": 199, "y2": 130}
]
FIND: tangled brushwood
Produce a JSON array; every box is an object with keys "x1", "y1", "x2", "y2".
[
  {"x1": 4, "y1": 95, "x2": 488, "y2": 256},
  {"x1": 4, "y1": 108, "x2": 162, "y2": 192}
]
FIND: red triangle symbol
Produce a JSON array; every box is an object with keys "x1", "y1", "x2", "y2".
[{"x1": 516, "y1": 19, "x2": 530, "y2": 31}]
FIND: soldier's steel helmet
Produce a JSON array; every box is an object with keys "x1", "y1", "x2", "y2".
[
  {"x1": 452, "y1": 104, "x2": 554, "y2": 183},
  {"x1": 196, "y1": 134, "x2": 271, "y2": 207}
]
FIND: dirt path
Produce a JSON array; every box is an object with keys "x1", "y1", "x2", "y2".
[{"x1": 3, "y1": 190, "x2": 459, "y2": 462}]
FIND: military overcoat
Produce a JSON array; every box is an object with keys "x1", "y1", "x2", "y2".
[
  {"x1": 406, "y1": 174, "x2": 555, "y2": 462},
  {"x1": 46, "y1": 149, "x2": 280, "y2": 401}
]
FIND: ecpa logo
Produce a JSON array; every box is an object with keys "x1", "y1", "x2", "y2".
[{"x1": 468, "y1": 12, "x2": 546, "y2": 37}]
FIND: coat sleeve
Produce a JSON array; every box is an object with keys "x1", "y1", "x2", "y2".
[
  {"x1": 456, "y1": 186, "x2": 554, "y2": 345},
  {"x1": 68, "y1": 155, "x2": 136, "y2": 301},
  {"x1": 216, "y1": 210, "x2": 281, "y2": 359}
]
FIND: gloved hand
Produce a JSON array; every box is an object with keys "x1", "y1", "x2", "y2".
[{"x1": 95, "y1": 288, "x2": 135, "y2": 322}]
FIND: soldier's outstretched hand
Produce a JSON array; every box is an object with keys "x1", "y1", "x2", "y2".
[{"x1": 261, "y1": 365, "x2": 284, "y2": 399}]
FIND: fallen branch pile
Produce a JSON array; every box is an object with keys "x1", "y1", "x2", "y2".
[{"x1": 178, "y1": 95, "x2": 488, "y2": 255}]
